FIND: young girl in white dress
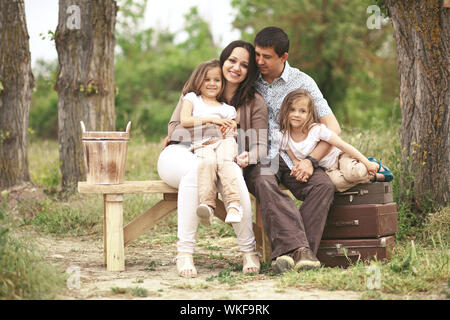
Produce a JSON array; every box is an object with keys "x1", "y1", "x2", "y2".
[
  {"x1": 180, "y1": 59, "x2": 244, "y2": 225},
  {"x1": 276, "y1": 89, "x2": 393, "y2": 192}
]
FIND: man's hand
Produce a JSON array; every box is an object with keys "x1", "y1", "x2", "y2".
[
  {"x1": 290, "y1": 159, "x2": 314, "y2": 182},
  {"x1": 161, "y1": 136, "x2": 171, "y2": 150},
  {"x1": 236, "y1": 151, "x2": 249, "y2": 168}
]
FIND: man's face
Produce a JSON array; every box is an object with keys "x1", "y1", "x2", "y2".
[{"x1": 255, "y1": 46, "x2": 288, "y2": 81}]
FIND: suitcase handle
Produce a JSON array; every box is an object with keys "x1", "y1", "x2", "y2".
[
  {"x1": 326, "y1": 244, "x2": 361, "y2": 258},
  {"x1": 329, "y1": 220, "x2": 359, "y2": 227},
  {"x1": 326, "y1": 250, "x2": 360, "y2": 257},
  {"x1": 338, "y1": 190, "x2": 369, "y2": 196},
  {"x1": 338, "y1": 189, "x2": 368, "y2": 202}
]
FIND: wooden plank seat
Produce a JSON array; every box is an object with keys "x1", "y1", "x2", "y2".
[{"x1": 78, "y1": 180, "x2": 272, "y2": 271}]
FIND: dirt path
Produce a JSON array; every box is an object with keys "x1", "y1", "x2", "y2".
[{"x1": 33, "y1": 231, "x2": 368, "y2": 300}]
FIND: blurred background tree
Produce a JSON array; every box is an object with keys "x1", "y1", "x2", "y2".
[
  {"x1": 114, "y1": 0, "x2": 219, "y2": 138},
  {"x1": 231, "y1": 0, "x2": 400, "y2": 128},
  {"x1": 29, "y1": 0, "x2": 399, "y2": 140}
]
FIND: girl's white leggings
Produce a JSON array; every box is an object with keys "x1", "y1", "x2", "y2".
[{"x1": 157, "y1": 144, "x2": 256, "y2": 254}]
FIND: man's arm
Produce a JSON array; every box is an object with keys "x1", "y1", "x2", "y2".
[{"x1": 309, "y1": 113, "x2": 341, "y2": 159}]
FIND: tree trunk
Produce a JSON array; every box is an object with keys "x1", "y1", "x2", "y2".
[
  {"x1": 55, "y1": 0, "x2": 118, "y2": 193},
  {"x1": 0, "y1": 0, "x2": 34, "y2": 189},
  {"x1": 385, "y1": 0, "x2": 449, "y2": 211}
]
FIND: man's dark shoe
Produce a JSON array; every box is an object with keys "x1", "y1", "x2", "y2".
[
  {"x1": 272, "y1": 255, "x2": 294, "y2": 274},
  {"x1": 291, "y1": 247, "x2": 321, "y2": 271}
]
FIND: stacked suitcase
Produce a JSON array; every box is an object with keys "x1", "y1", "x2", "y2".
[{"x1": 317, "y1": 182, "x2": 398, "y2": 268}]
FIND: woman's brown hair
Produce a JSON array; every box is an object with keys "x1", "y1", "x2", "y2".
[
  {"x1": 182, "y1": 59, "x2": 224, "y2": 101},
  {"x1": 278, "y1": 89, "x2": 319, "y2": 146}
]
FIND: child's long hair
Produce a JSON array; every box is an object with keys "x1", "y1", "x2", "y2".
[
  {"x1": 278, "y1": 89, "x2": 319, "y2": 147},
  {"x1": 182, "y1": 59, "x2": 225, "y2": 101}
]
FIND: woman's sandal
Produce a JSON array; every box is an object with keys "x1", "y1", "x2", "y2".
[
  {"x1": 175, "y1": 252, "x2": 197, "y2": 278},
  {"x1": 368, "y1": 157, "x2": 394, "y2": 182},
  {"x1": 225, "y1": 204, "x2": 243, "y2": 224},
  {"x1": 242, "y1": 252, "x2": 260, "y2": 275}
]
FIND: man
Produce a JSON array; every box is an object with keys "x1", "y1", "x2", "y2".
[{"x1": 243, "y1": 26, "x2": 341, "y2": 273}]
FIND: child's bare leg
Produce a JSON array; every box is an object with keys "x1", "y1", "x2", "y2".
[{"x1": 369, "y1": 172, "x2": 386, "y2": 182}]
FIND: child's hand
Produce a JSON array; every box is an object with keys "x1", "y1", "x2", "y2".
[
  {"x1": 366, "y1": 161, "x2": 379, "y2": 175},
  {"x1": 213, "y1": 118, "x2": 235, "y2": 127},
  {"x1": 217, "y1": 119, "x2": 237, "y2": 137}
]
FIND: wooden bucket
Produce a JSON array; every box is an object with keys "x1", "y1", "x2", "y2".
[{"x1": 81, "y1": 121, "x2": 131, "y2": 184}]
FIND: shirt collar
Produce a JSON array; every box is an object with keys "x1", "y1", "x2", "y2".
[
  {"x1": 280, "y1": 61, "x2": 291, "y2": 82},
  {"x1": 257, "y1": 61, "x2": 292, "y2": 84}
]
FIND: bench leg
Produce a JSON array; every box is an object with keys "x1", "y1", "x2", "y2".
[
  {"x1": 103, "y1": 195, "x2": 107, "y2": 266},
  {"x1": 104, "y1": 194, "x2": 125, "y2": 271}
]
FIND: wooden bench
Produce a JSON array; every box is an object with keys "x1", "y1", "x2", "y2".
[{"x1": 78, "y1": 180, "x2": 271, "y2": 271}]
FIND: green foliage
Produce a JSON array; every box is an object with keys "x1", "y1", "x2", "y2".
[
  {"x1": 0, "y1": 197, "x2": 66, "y2": 299},
  {"x1": 28, "y1": 139, "x2": 61, "y2": 193},
  {"x1": 114, "y1": 5, "x2": 220, "y2": 139},
  {"x1": 29, "y1": 1, "x2": 399, "y2": 138},
  {"x1": 371, "y1": 0, "x2": 389, "y2": 17},
  {"x1": 29, "y1": 3, "x2": 219, "y2": 141},
  {"x1": 27, "y1": 198, "x2": 101, "y2": 236},
  {"x1": 231, "y1": 0, "x2": 399, "y2": 128},
  {"x1": 278, "y1": 237, "x2": 449, "y2": 296},
  {"x1": 29, "y1": 59, "x2": 58, "y2": 139}
]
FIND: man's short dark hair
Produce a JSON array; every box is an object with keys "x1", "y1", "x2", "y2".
[{"x1": 254, "y1": 26, "x2": 289, "y2": 57}]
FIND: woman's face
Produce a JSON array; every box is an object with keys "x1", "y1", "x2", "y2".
[{"x1": 222, "y1": 47, "x2": 250, "y2": 85}]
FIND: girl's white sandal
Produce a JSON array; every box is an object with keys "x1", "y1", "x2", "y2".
[
  {"x1": 225, "y1": 204, "x2": 243, "y2": 224},
  {"x1": 175, "y1": 253, "x2": 197, "y2": 278},
  {"x1": 242, "y1": 252, "x2": 260, "y2": 274},
  {"x1": 196, "y1": 204, "x2": 214, "y2": 226}
]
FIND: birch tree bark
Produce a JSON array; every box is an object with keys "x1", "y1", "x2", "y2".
[
  {"x1": 0, "y1": 0, "x2": 34, "y2": 188},
  {"x1": 385, "y1": 0, "x2": 449, "y2": 211},
  {"x1": 55, "y1": 0, "x2": 118, "y2": 193}
]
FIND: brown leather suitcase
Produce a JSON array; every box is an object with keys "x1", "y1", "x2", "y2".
[
  {"x1": 317, "y1": 236, "x2": 395, "y2": 268},
  {"x1": 322, "y1": 203, "x2": 398, "y2": 239},
  {"x1": 333, "y1": 182, "x2": 393, "y2": 205}
]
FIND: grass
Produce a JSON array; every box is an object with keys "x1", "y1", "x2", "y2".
[
  {"x1": 277, "y1": 231, "x2": 449, "y2": 297},
  {"x1": 1, "y1": 126, "x2": 449, "y2": 299},
  {"x1": 111, "y1": 286, "x2": 150, "y2": 297},
  {"x1": 0, "y1": 199, "x2": 66, "y2": 299}
]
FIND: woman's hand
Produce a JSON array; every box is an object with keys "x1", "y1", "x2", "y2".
[
  {"x1": 236, "y1": 151, "x2": 249, "y2": 168},
  {"x1": 161, "y1": 136, "x2": 171, "y2": 150}
]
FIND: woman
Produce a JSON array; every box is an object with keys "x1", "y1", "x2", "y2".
[{"x1": 157, "y1": 40, "x2": 268, "y2": 278}]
